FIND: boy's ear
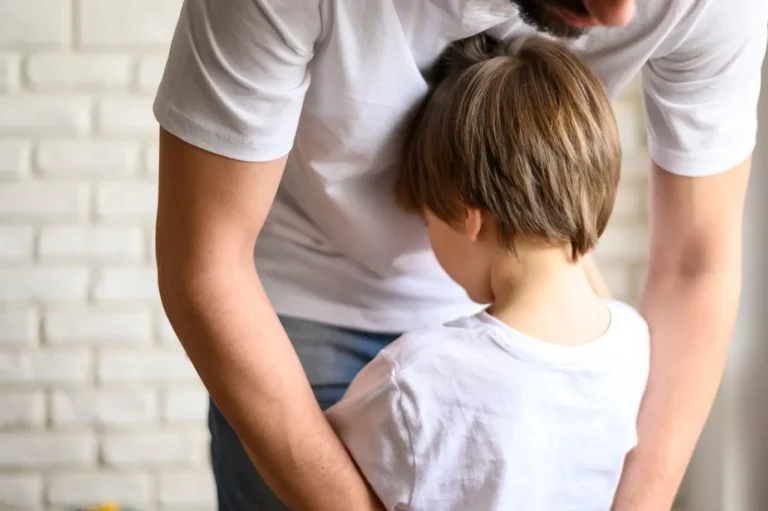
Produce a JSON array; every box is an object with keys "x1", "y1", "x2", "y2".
[{"x1": 463, "y1": 208, "x2": 484, "y2": 242}]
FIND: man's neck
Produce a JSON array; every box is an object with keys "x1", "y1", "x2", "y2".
[{"x1": 487, "y1": 244, "x2": 611, "y2": 346}]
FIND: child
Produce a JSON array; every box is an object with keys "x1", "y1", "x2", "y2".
[{"x1": 326, "y1": 33, "x2": 649, "y2": 511}]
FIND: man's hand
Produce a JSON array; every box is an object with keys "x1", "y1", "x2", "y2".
[
  {"x1": 156, "y1": 129, "x2": 383, "y2": 511},
  {"x1": 612, "y1": 158, "x2": 751, "y2": 510}
]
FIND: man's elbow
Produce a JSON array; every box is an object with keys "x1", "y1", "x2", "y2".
[
  {"x1": 155, "y1": 235, "x2": 220, "y2": 321},
  {"x1": 650, "y1": 231, "x2": 742, "y2": 281},
  {"x1": 156, "y1": 234, "x2": 258, "y2": 315}
]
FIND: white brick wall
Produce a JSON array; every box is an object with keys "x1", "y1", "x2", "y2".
[
  {"x1": 0, "y1": 95, "x2": 91, "y2": 134},
  {"x1": 0, "y1": 226, "x2": 34, "y2": 262},
  {"x1": 39, "y1": 226, "x2": 145, "y2": 261},
  {"x1": 44, "y1": 309, "x2": 153, "y2": 345},
  {"x1": 79, "y1": 0, "x2": 183, "y2": 48},
  {"x1": 48, "y1": 472, "x2": 153, "y2": 509},
  {"x1": 0, "y1": 0, "x2": 71, "y2": 48},
  {"x1": 27, "y1": 54, "x2": 134, "y2": 91},
  {"x1": 0, "y1": 308, "x2": 39, "y2": 345},
  {"x1": 0, "y1": 350, "x2": 92, "y2": 384},
  {"x1": 0, "y1": 392, "x2": 46, "y2": 428},
  {"x1": 0, "y1": 1, "x2": 650, "y2": 509},
  {"x1": 0, "y1": 183, "x2": 90, "y2": 219},
  {"x1": 0, "y1": 432, "x2": 97, "y2": 468},
  {"x1": 52, "y1": 390, "x2": 157, "y2": 426},
  {"x1": 159, "y1": 471, "x2": 216, "y2": 508},
  {"x1": 0, "y1": 474, "x2": 43, "y2": 510},
  {"x1": 37, "y1": 140, "x2": 141, "y2": 176},
  {"x1": 0, "y1": 140, "x2": 30, "y2": 177},
  {"x1": 0, "y1": 53, "x2": 21, "y2": 93},
  {"x1": 102, "y1": 430, "x2": 208, "y2": 466}
]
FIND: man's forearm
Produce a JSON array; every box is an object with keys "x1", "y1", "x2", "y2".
[
  {"x1": 159, "y1": 264, "x2": 381, "y2": 511},
  {"x1": 612, "y1": 269, "x2": 741, "y2": 510}
]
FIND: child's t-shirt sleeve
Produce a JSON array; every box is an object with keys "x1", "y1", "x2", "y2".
[{"x1": 325, "y1": 351, "x2": 415, "y2": 510}]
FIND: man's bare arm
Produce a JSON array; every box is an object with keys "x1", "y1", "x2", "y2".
[
  {"x1": 155, "y1": 129, "x2": 382, "y2": 510},
  {"x1": 612, "y1": 158, "x2": 751, "y2": 510}
]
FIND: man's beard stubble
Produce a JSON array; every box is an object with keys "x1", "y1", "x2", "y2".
[{"x1": 512, "y1": 0, "x2": 591, "y2": 39}]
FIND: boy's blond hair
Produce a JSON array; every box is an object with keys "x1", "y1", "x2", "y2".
[{"x1": 395, "y1": 34, "x2": 621, "y2": 258}]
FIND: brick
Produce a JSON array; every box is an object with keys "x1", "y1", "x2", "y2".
[
  {"x1": 52, "y1": 390, "x2": 157, "y2": 426},
  {"x1": 163, "y1": 389, "x2": 208, "y2": 422},
  {"x1": 0, "y1": 432, "x2": 96, "y2": 468},
  {"x1": 27, "y1": 53, "x2": 133, "y2": 90},
  {"x1": 0, "y1": 0, "x2": 70, "y2": 47},
  {"x1": 0, "y1": 308, "x2": 38, "y2": 345},
  {"x1": 0, "y1": 96, "x2": 90, "y2": 135},
  {"x1": 0, "y1": 268, "x2": 89, "y2": 302},
  {"x1": 0, "y1": 139, "x2": 30, "y2": 177},
  {"x1": 143, "y1": 141, "x2": 159, "y2": 175},
  {"x1": 102, "y1": 430, "x2": 207, "y2": 466},
  {"x1": 159, "y1": 471, "x2": 216, "y2": 507},
  {"x1": 0, "y1": 392, "x2": 46, "y2": 428},
  {"x1": 156, "y1": 313, "x2": 180, "y2": 347},
  {"x1": 138, "y1": 54, "x2": 167, "y2": 92},
  {"x1": 48, "y1": 472, "x2": 152, "y2": 508},
  {"x1": 94, "y1": 267, "x2": 159, "y2": 301},
  {"x1": 0, "y1": 350, "x2": 91, "y2": 384},
  {"x1": 45, "y1": 309, "x2": 153, "y2": 345},
  {"x1": 0, "y1": 182, "x2": 89, "y2": 219},
  {"x1": 97, "y1": 182, "x2": 157, "y2": 219},
  {"x1": 0, "y1": 226, "x2": 34, "y2": 262},
  {"x1": 595, "y1": 225, "x2": 650, "y2": 262},
  {"x1": 97, "y1": 97, "x2": 157, "y2": 135},
  {"x1": 40, "y1": 226, "x2": 145, "y2": 261},
  {"x1": 37, "y1": 140, "x2": 140, "y2": 176},
  {"x1": 98, "y1": 351, "x2": 198, "y2": 383},
  {"x1": 80, "y1": 0, "x2": 183, "y2": 47},
  {"x1": 0, "y1": 474, "x2": 42, "y2": 509},
  {"x1": 0, "y1": 52, "x2": 20, "y2": 92}
]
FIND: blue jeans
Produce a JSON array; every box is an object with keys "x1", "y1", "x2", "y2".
[{"x1": 209, "y1": 315, "x2": 400, "y2": 510}]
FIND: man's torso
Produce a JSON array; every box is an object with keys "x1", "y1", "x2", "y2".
[{"x1": 256, "y1": 0, "x2": 689, "y2": 331}]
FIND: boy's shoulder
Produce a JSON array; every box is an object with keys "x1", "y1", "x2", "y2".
[
  {"x1": 607, "y1": 299, "x2": 649, "y2": 338},
  {"x1": 379, "y1": 315, "x2": 489, "y2": 372}
]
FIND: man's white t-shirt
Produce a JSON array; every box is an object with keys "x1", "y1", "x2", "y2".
[
  {"x1": 325, "y1": 300, "x2": 650, "y2": 510},
  {"x1": 154, "y1": 0, "x2": 767, "y2": 333}
]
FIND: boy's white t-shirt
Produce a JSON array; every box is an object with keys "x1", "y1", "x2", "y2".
[
  {"x1": 154, "y1": 0, "x2": 767, "y2": 333},
  {"x1": 325, "y1": 300, "x2": 650, "y2": 511}
]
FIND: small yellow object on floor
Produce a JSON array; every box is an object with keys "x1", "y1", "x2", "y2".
[{"x1": 88, "y1": 503, "x2": 121, "y2": 511}]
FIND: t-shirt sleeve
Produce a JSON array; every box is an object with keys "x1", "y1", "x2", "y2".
[
  {"x1": 641, "y1": 0, "x2": 768, "y2": 176},
  {"x1": 325, "y1": 351, "x2": 414, "y2": 510},
  {"x1": 153, "y1": 0, "x2": 323, "y2": 162}
]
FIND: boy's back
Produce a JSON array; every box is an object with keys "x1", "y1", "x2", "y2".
[
  {"x1": 327, "y1": 300, "x2": 649, "y2": 510},
  {"x1": 326, "y1": 33, "x2": 646, "y2": 510}
]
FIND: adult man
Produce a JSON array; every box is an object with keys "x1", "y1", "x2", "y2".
[{"x1": 153, "y1": 0, "x2": 767, "y2": 509}]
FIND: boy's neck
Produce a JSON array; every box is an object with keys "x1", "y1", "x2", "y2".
[{"x1": 487, "y1": 242, "x2": 610, "y2": 346}]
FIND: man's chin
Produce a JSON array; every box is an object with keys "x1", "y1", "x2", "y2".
[
  {"x1": 514, "y1": 0, "x2": 590, "y2": 39},
  {"x1": 533, "y1": 18, "x2": 589, "y2": 39}
]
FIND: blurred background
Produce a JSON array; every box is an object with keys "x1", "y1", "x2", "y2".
[{"x1": 0, "y1": 1, "x2": 763, "y2": 510}]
